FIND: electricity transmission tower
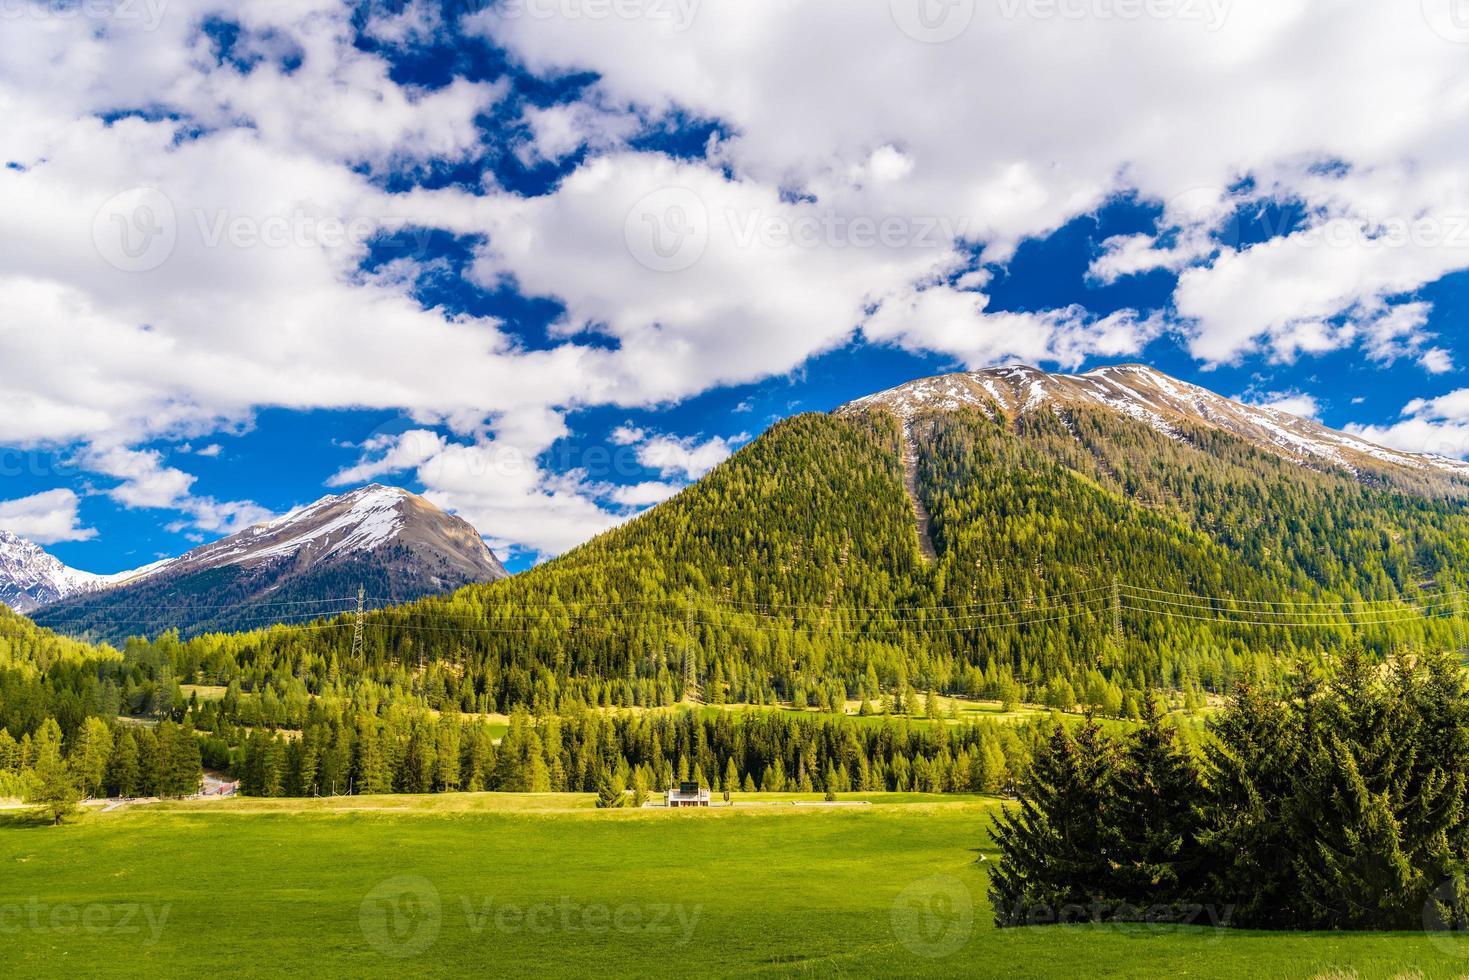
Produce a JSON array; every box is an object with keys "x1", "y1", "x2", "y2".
[{"x1": 351, "y1": 585, "x2": 365, "y2": 661}]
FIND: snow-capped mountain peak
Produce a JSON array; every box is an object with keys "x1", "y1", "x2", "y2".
[
  {"x1": 0, "y1": 530, "x2": 107, "y2": 613},
  {"x1": 5, "y1": 486, "x2": 508, "y2": 630},
  {"x1": 166, "y1": 484, "x2": 422, "y2": 576},
  {"x1": 839, "y1": 364, "x2": 1469, "y2": 481}
]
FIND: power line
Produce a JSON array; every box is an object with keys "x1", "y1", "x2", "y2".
[
  {"x1": 1120, "y1": 583, "x2": 1452, "y2": 609},
  {"x1": 1118, "y1": 603, "x2": 1451, "y2": 628},
  {"x1": 702, "y1": 586, "x2": 1113, "y2": 613},
  {"x1": 1119, "y1": 591, "x2": 1460, "y2": 617}
]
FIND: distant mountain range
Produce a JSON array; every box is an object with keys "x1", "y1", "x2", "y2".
[{"x1": 7, "y1": 485, "x2": 507, "y2": 642}]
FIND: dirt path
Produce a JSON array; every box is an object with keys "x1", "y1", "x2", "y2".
[{"x1": 901, "y1": 425, "x2": 938, "y2": 562}]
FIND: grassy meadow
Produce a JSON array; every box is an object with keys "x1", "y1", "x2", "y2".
[{"x1": 1, "y1": 793, "x2": 1466, "y2": 978}]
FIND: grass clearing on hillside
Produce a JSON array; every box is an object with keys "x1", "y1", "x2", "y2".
[{"x1": 1, "y1": 794, "x2": 1463, "y2": 978}]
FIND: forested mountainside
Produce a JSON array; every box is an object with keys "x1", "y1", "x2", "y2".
[
  {"x1": 120, "y1": 396, "x2": 1469, "y2": 722},
  {"x1": 8, "y1": 366, "x2": 1469, "y2": 803}
]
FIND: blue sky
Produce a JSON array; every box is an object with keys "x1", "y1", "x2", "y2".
[{"x1": 2, "y1": 1, "x2": 1468, "y2": 574}]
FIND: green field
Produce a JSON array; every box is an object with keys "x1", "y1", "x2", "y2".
[{"x1": 1, "y1": 794, "x2": 1465, "y2": 978}]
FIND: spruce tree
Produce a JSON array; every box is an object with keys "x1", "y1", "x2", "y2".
[
  {"x1": 1106, "y1": 696, "x2": 1207, "y2": 916},
  {"x1": 989, "y1": 718, "x2": 1119, "y2": 926},
  {"x1": 1202, "y1": 680, "x2": 1303, "y2": 927}
]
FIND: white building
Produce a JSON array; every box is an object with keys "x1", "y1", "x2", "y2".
[{"x1": 666, "y1": 782, "x2": 711, "y2": 807}]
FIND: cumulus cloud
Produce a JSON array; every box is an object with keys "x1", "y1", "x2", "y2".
[
  {"x1": 329, "y1": 429, "x2": 449, "y2": 487},
  {"x1": 85, "y1": 446, "x2": 273, "y2": 535},
  {"x1": 1242, "y1": 391, "x2": 1322, "y2": 421},
  {"x1": 6, "y1": 0, "x2": 1469, "y2": 559},
  {"x1": 636, "y1": 432, "x2": 747, "y2": 480},
  {"x1": 609, "y1": 481, "x2": 683, "y2": 507},
  {"x1": 610, "y1": 425, "x2": 646, "y2": 446},
  {"x1": 0, "y1": 489, "x2": 95, "y2": 544},
  {"x1": 862, "y1": 287, "x2": 1164, "y2": 369},
  {"x1": 475, "y1": 0, "x2": 1469, "y2": 371},
  {"x1": 1348, "y1": 389, "x2": 1469, "y2": 460}
]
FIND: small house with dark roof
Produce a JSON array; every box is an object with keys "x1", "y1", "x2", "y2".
[{"x1": 666, "y1": 782, "x2": 711, "y2": 807}]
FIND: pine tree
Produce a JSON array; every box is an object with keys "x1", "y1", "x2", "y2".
[
  {"x1": 69, "y1": 718, "x2": 112, "y2": 798},
  {"x1": 631, "y1": 767, "x2": 650, "y2": 807},
  {"x1": 1290, "y1": 649, "x2": 1427, "y2": 930}
]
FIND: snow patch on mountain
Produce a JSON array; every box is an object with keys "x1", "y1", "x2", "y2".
[
  {"x1": 0, "y1": 530, "x2": 108, "y2": 612},
  {"x1": 3, "y1": 485, "x2": 507, "y2": 620},
  {"x1": 839, "y1": 364, "x2": 1469, "y2": 480}
]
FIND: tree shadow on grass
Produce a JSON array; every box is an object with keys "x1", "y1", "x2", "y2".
[{"x1": 0, "y1": 808, "x2": 65, "y2": 830}]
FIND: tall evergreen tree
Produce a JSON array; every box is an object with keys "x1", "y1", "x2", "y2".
[
  {"x1": 1106, "y1": 696, "x2": 1207, "y2": 916},
  {"x1": 989, "y1": 718, "x2": 1119, "y2": 926}
]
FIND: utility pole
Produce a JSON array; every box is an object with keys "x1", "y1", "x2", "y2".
[{"x1": 351, "y1": 585, "x2": 365, "y2": 661}]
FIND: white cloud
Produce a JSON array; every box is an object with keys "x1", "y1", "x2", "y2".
[
  {"x1": 329, "y1": 429, "x2": 448, "y2": 486},
  {"x1": 609, "y1": 424, "x2": 646, "y2": 446},
  {"x1": 1347, "y1": 388, "x2": 1469, "y2": 459},
  {"x1": 475, "y1": 0, "x2": 1469, "y2": 371},
  {"x1": 609, "y1": 481, "x2": 682, "y2": 507},
  {"x1": 0, "y1": 489, "x2": 94, "y2": 544},
  {"x1": 415, "y1": 441, "x2": 628, "y2": 557},
  {"x1": 516, "y1": 101, "x2": 642, "y2": 165},
  {"x1": 1420, "y1": 348, "x2": 1456, "y2": 374},
  {"x1": 84, "y1": 446, "x2": 272, "y2": 535},
  {"x1": 1243, "y1": 390, "x2": 1322, "y2": 421},
  {"x1": 636, "y1": 432, "x2": 746, "y2": 480},
  {"x1": 862, "y1": 287, "x2": 1164, "y2": 369},
  {"x1": 5, "y1": 0, "x2": 1469, "y2": 559}
]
